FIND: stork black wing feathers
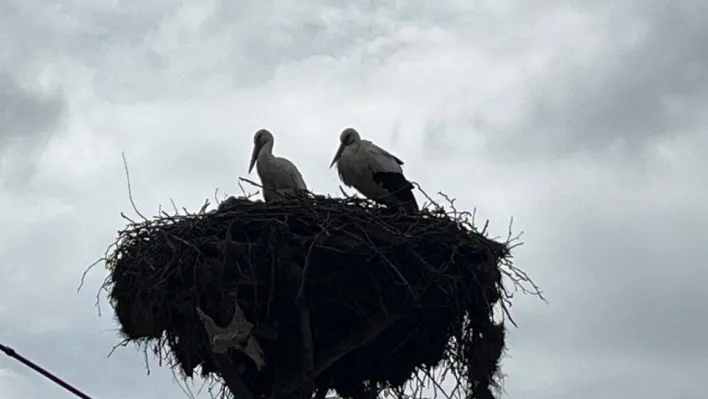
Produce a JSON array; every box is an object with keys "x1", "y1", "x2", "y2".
[{"x1": 372, "y1": 172, "x2": 419, "y2": 211}]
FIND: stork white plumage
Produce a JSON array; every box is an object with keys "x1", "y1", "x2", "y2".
[
  {"x1": 248, "y1": 129, "x2": 308, "y2": 202},
  {"x1": 329, "y1": 127, "x2": 418, "y2": 211}
]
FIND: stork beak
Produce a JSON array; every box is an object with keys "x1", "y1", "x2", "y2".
[
  {"x1": 330, "y1": 144, "x2": 345, "y2": 169},
  {"x1": 248, "y1": 142, "x2": 262, "y2": 173}
]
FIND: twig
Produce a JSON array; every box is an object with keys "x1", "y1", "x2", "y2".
[
  {"x1": 121, "y1": 151, "x2": 148, "y2": 222},
  {"x1": 77, "y1": 256, "x2": 103, "y2": 292},
  {"x1": 106, "y1": 338, "x2": 130, "y2": 357},
  {"x1": 239, "y1": 176, "x2": 263, "y2": 189},
  {"x1": 199, "y1": 199, "x2": 210, "y2": 214},
  {"x1": 338, "y1": 186, "x2": 352, "y2": 198},
  {"x1": 411, "y1": 182, "x2": 442, "y2": 212}
]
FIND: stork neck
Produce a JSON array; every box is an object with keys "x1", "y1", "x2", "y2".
[
  {"x1": 349, "y1": 140, "x2": 362, "y2": 152},
  {"x1": 258, "y1": 141, "x2": 275, "y2": 159}
]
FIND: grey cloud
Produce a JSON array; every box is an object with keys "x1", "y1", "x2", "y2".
[
  {"x1": 0, "y1": 73, "x2": 65, "y2": 189},
  {"x1": 0, "y1": 0, "x2": 175, "y2": 107},
  {"x1": 0, "y1": 75, "x2": 63, "y2": 140},
  {"x1": 495, "y1": 158, "x2": 708, "y2": 398},
  {"x1": 421, "y1": 120, "x2": 460, "y2": 160},
  {"x1": 202, "y1": 0, "x2": 477, "y2": 83},
  {"x1": 565, "y1": 210, "x2": 708, "y2": 360},
  {"x1": 422, "y1": 1, "x2": 708, "y2": 161},
  {"x1": 0, "y1": 0, "x2": 170, "y2": 72},
  {"x1": 508, "y1": 1, "x2": 708, "y2": 157},
  {"x1": 87, "y1": 0, "x2": 497, "y2": 102}
]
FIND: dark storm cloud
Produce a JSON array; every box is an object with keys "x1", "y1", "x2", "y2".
[
  {"x1": 0, "y1": 73, "x2": 65, "y2": 189},
  {"x1": 509, "y1": 1, "x2": 708, "y2": 157}
]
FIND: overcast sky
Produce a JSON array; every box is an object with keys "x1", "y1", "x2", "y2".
[{"x1": 1, "y1": 1, "x2": 707, "y2": 398}]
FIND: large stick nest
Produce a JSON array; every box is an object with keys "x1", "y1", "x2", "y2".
[{"x1": 101, "y1": 194, "x2": 536, "y2": 399}]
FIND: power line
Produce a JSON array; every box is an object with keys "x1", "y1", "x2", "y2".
[{"x1": 0, "y1": 341, "x2": 93, "y2": 399}]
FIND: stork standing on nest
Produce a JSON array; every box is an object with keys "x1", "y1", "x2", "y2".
[
  {"x1": 329, "y1": 127, "x2": 418, "y2": 212},
  {"x1": 248, "y1": 128, "x2": 308, "y2": 202}
]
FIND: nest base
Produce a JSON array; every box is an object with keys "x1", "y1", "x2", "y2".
[{"x1": 106, "y1": 196, "x2": 515, "y2": 399}]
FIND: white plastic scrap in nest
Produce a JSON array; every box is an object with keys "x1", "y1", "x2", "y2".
[{"x1": 196, "y1": 302, "x2": 265, "y2": 370}]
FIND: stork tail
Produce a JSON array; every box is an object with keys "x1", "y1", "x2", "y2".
[{"x1": 372, "y1": 172, "x2": 419, "y2": 211}]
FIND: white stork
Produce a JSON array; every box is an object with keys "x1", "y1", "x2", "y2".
[
  {"x1": 248, "y1": 128, "x2": 308, "y2": 202},
  {"x1": 329, "y1": 127, "x2": 418, "y2": 211}
]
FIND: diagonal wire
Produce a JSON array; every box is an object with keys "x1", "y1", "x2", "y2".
[{"x1": 0, "y1": 341, "x2": 94, "y2": 399}]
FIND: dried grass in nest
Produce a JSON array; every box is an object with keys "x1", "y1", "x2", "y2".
[{"x1": 98, "y1": 191, "x2": 541, "y2": 399}]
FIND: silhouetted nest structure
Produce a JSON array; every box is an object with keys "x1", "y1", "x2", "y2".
[{"x1": 99, "y1": 192, "x2": 541, "y2": 399}]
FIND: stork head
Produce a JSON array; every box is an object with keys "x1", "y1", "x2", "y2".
[
  {"x1": 329, "y1": 127, "x2": 360, "y2": 168},
  {"x1": 249, "y1": 129, "x2": 274, "y2": 173}
]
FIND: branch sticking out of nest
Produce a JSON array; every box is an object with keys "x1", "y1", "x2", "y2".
[{"x1": 97, "y1": 191, "x2": 542, "y2": 399}]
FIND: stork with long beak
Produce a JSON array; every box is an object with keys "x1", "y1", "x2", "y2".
[
  {"x1": 248, "y1": 128, "x2": 308, "y2": 202},
  {"x1": 330, "y1": 127, "x2": 418, "y2": 211}
]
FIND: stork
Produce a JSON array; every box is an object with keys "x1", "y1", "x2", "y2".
[
  {"x1": 329, "y1": 127, "x2": 418, "y2": 211},
  {"x1": 248, "y1": 128, "x2": 308, "y2": 202}
]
